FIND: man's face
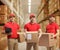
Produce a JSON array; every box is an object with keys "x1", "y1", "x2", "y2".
[
  {"x1": 30, "y1": 17, "x2": 36, "y2": 23},
  {"x1": 9, "y1": 17, "x2": 15, "y2": 22},
  {"x1": 49, "y1": 17, "x2": 55, "y2": 23}
]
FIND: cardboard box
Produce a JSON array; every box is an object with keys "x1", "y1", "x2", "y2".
[
  {"x1": 0, "y1": 35, "x2": 7, "y2": 50},
  {"x1": 0, "y1": 26, "x2": 7, "y2": 50},
  {"x1": 0, "y1": 15, "x2": 7, "y2": 23},
  {"x1": 39, "y1": 33, "x2": 55, "y2": 47},
  {"x1": 26, "y1": 32, "x2": 38, "y2": 43},
  {"x1": 18, "y1": 32, "x2": 25, "y2": 43},
  {"x1": 0, "y1": 5, "x2": 7, "y2": 15}
]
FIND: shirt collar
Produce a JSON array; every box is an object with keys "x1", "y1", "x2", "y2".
[{"x1": 29, "y1": 22, "x2": 36, "y2": 25}]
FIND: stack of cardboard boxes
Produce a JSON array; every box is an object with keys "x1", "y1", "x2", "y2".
[
  {"x1": 0, "y1": 26, "x2": 7, "y2": 50},
  {"x1": 48, "y1": 0, "x2": 58, "y2": 15},
  {"x1": 0, "y1": 5, "x2": 7, "y2": 24},
  {"x1": 0, "y1": 5, "x2": 7, "y2": 15},
  {"x1": 0, "y1": 3, "x2": 8, "y2": 50}
]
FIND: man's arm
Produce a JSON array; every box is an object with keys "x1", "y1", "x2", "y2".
[
  {"x1": 53, "y1": 24, "x2": 59, "y2": 38},
  {"x1": 53, "y1": 29, "x2": 59, "y2": 38},
  {"x1": 17, "y1": 24, "x2": 21, "y2": 32},
  {"x1": 24, "y1": 29, "x2": 27, "y2": 38},
  {"x1": 38, "y1": 29, "x2": 42, "y2": 38},
  {"x1": 17, "y1": 28, "x2": 21, "y2": 32}
]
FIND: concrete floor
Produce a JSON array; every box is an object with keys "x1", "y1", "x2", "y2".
[{"x1": 5, "y1": 42, "x2": 60, "y2": 50}]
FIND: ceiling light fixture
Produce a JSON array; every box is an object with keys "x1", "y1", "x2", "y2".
[{"x1": 28, "y1": 0, "x2": 31, "y2": 13}]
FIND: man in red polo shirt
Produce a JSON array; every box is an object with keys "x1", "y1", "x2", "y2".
[
  {"x1": 24, "y1": 14, "x2": 42, "y2": 50},
  {"x1": 3, "y1": 13, "x2": 20, "y2": 50},
  {"x1": 46, "y1": 16, "x2": 59, "y2": 50}
]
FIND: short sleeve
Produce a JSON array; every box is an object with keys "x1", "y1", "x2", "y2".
[
  {"x1": 37, "y1": 24, "x2": 40, "y2": 29},
  {"x1": 3, "y1": 24, "x2": 7, "y2": 30},
  {"x1": 17, "y1": 24, "x2": 20, "y2": 30},
  {"x1": 24, "y1": 24, "x2": 27, "y2": 29},
  {"x1": 55, "y1": 24, "x2": 59, "y2": 30}
]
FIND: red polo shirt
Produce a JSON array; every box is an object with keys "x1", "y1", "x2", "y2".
[
  {"x1": 4, "y1": 22, "x2": 20, "y2": 38},
  {"x1": 46, "y1": 22, "x2": 59, "y2": 35},
  {"x1": 24, "y1": 22, "x2": 40, "y2": 31}
]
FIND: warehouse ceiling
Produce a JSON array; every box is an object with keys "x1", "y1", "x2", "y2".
[{"x1": 20, "y1": 0, "x2": 41, "y2": 15}]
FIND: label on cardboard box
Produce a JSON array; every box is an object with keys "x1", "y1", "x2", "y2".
[{"x1": 27, "y1": 34, "x2": 32, "y2": 40}]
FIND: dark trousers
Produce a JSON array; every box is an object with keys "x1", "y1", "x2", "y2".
[{"x1": 26, "y1": 43, "x2": 38, "y2": 50}]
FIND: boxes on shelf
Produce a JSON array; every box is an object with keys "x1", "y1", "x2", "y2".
[
  {"x1": 0, "y1": 27, "x2": 7, "y2": 50},
  {"x1": 49, "y1": 0, "x2": 58, "y2": 15},
  {"x1": 0, "y1": 15, "x2": 7, "y2": 24},
  {"x1": 0, "y1": 36, "x2": 7, "y2": 50},
  {"x1": 0, "y1": 5, "x2": 7, "y2": 15}
]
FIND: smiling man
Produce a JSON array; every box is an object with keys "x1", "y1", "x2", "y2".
[
  {"x1": 3, "y1": 13, "x2": 20, "y2": 50},
  {"x1": 24, "y1": 14, "x2": 42, "y2": 50},
  {"x1": 46, "y1": 16, "x2": 59, "y2": 50}
]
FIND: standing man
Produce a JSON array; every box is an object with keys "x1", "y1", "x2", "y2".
[
  {"x1": 46, "y1": 16, "x2": 59, "y2": 50},
  {"x1": 24, "y1": 14, "x2": 42, "y2": 50},
  {"x1": 3, "y1": 13, "x2": 20, "y2": 50}
]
